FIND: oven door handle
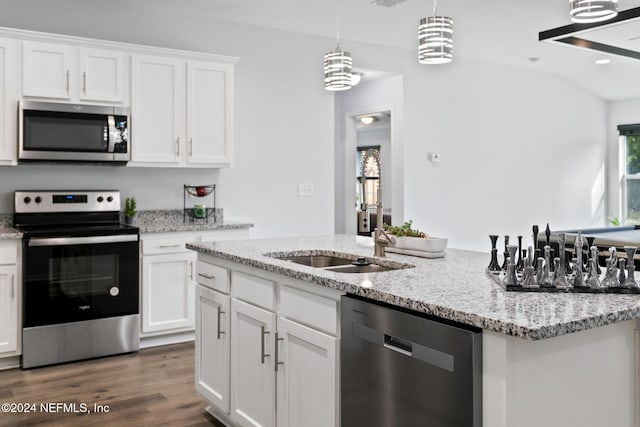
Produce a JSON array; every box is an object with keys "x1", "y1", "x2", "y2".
[{"x1": 28, "y1": 235, "x2": 139, "y2": 247}]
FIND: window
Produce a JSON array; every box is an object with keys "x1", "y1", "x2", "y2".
[{"x1": 619, "y1": 124, "x2": 640, "y2": 223}]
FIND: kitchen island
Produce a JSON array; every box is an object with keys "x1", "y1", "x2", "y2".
[{"x1": 187, "y1": 235, "x2": 640, "y2": 427}]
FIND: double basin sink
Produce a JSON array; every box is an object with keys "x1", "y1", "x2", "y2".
[{"x1": 266, "y1": 251, "x2": 414, "y2": 274}]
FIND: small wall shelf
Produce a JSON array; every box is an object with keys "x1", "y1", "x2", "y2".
[{"x1": 183, "y1": 184, "x2": 216, "y2": 223}]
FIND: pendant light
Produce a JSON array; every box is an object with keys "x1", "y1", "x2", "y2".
[
  {"x1": 418, "y1": 0, "x2": 453, "y2": 64},
  {"x1": 569, "y1": 0, "x2": 618, "y2": 23},
  {"x1": 324, "y1": 1, "x2": 352, "y2": 91}
]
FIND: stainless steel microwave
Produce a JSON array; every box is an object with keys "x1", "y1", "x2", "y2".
[{"x1": 18, "y1": 101, "x2": 130, "y2": 163}]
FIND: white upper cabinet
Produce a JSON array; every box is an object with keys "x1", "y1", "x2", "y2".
[
  {"x1": 186, "y1": 61, "x2": 233, "y2": 165},
  {"x1": 131, "y1": 54, "x2": 235, "y2": 167},
  {"x1": 22, "y1": 41, "x2": 126, "y2": 103},
  {"x1": 78, "y1": 48, "x2": 126, "y2": 102},
  {"x1": 131, "y1": 54, "x2": 185, "y2": 164},
  {"x1": 0, "y1": 37, "x2": 18, "y2": 164}
]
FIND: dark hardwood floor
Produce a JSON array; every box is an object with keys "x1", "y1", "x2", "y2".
[{"x1": 0, "y1": 342, "x2": 224, "y2": 426}]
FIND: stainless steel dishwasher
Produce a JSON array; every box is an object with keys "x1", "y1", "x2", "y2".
[{"x1": 341, "y1": 295, "x2": 482, "y2": 427}]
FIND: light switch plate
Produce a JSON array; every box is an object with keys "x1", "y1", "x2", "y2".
[{"x1": 298, "y1": 183, "x2": 314, "y2": 197}]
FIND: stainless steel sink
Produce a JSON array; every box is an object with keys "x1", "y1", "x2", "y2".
[
  {"x1": 266, "y1": 251, "x2": 414, "y2": 274},
  {"x1": 282, "y1": 255, "x2": 353, "y2": 268},
  {"x1": 323, "y1": 264, "x2": 400, "y2": 273}
]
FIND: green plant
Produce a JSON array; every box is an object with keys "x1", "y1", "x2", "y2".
[
  {"x1": 124, "y1": 197, "x2": 137, "y2": 218},
  {"x1": 383, "y1": 220, "x2": 427, "y2": 238},
  {"x1": 608, "y1": 215, "x2": 620, "y2": 226}
]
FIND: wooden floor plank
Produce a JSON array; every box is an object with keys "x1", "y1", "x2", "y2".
[{"x1": 0, "y1": 343, "x2": 224, "y2": 427}]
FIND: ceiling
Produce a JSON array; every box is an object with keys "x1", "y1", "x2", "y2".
[{"x1": 181, "y1": 0, "x2": 640, "y2": 101}]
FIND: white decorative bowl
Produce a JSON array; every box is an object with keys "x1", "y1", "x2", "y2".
[{"x1": 393, "y1": 236, "x2": 448, "y2": 253}]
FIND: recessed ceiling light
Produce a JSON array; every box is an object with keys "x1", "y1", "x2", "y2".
[
  {"x1": 595, "y1": 58, "x2": 611, "y2": 64},
  {"x1": 360, "y1": 116, "x2": 375, "y2": 125}
]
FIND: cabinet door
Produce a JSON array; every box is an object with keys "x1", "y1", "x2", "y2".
[
  {"x1": 0, "y1": 37, "x2": 17, "y2": 163},
  {"x1": 142, "y1": 252, "x2": 195, "y2": 333},
  {"x1": 79, "y1": 48, "x2": 126, "y2": 102},
  {"x1": 276, "y1": 317, "x2": 338, "y2": 427},
  {"x1": 230, "y1": 299, "x2": 276, "y2": 427},
  {"x1": 23, "y1": 41, "x2": 74, "y2": 99},
  {"x1": 195, "y1": 284, "x2": 230, "y2": 413},
  {"x1": 0, "y1": 264, "x2": 18, "y2": 354},
  {"x1": 131, "y1": 54, "x2": 185, "y2": 164},
  {"x1": 186, "y1": 61, "x2": 233, "y2": 166}
]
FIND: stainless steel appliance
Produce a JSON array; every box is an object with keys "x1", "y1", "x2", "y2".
[
  {"x1": 14, "y1": 190, "x2": 139, "y2": 369},
  {"x1": 341, "y1": 295, "x2": 482, "y2": 427},
  {"x1": 19, "y1": 101, "x2": 129, "y2": 163}
]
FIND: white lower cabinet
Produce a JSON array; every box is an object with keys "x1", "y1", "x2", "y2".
[
  {"x1": 141, "y1": 229, "x2": 249, "y2": 343},
  {"x1": 0, "y1": 263, "x2": 18, "y2": 355},
  {"x1": 142, "y1": 251, "x2": 196, "y2": 333},
  {"x1": 230, "y1": 299, "x2": 276, "y2": 427},
  {"x1": 0, "y1": 241, "x2": 20, "y2": 361},
  {"x1": 276, "y1": 317, "x2": 338, "y2": 427},
  {"x1": 195, "y1": 284, "x2": 230, "y2": 413},
  {"x1": 195, "y1": 256, "x2": 341, "y2": 427}
]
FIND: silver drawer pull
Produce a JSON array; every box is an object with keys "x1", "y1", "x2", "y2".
[
  {"x1": 275, "y1": 332, "x2": 284, "y2": 372},
  {"x1": 198, "y1": 273, "x2": 215, "y2": 280},
  {"x1": 159, "y1": 244, "x2": 182, "y2": 248},
  {"x1": 217, "y1": 307, "x2": 225, "y2": 340},
  {"x1": 261, "y1": 326, "x2": 270, "y2": 364}
]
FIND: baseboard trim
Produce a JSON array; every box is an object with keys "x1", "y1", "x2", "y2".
[
  {"x1": 0, "y1": 356, "x2": 20, "y2": 371},
  {"x1": 140, "y1": 331, "x2": 195, "y2": 349}
]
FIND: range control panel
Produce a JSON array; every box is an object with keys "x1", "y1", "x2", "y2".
[{"x1": 14, "y1": 190, "x2": 121, "y2": 213}]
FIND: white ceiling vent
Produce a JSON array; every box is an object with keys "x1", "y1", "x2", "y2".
[{"x1": 371, "y1": 0, "x2": 406, "y2": 7}]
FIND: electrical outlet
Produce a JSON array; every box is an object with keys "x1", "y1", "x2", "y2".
[{"x1": 298, "y1": 183, "x2": 314, "y2": 197}]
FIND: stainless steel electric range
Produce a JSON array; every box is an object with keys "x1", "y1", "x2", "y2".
[{"x1": 14, "y1": 190, "x2": 140, "y2": 369}]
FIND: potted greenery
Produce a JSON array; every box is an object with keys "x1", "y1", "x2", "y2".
[
  {"x1": 383, "y1": 220, "x2": 447, "y2": 253},
  {"x1": 124, "y1": 197, "x2": 137, "y2": 225}
]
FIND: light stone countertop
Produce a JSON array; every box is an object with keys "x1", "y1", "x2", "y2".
[
  {"x1": 0, "y1": 214, "x2": 21, "y2": 239},
  {"x1": 134, "y1": 210, "x2": 253, "y2": 233},
  {"x1": 186, "y1": 234, "x2": 640, "y2": 341}
]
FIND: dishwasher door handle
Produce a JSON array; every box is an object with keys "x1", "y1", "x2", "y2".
[
  {"x1": 352, "y1": 322, "x2": 454, "y2": 372},
  {"x1": 383, "y1": 334, "x2": 412, "y2": 357}
]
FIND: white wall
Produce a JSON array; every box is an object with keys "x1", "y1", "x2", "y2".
[
  {"x1": 606, "y1": 98, "x2": 640, "y2": 223},
  {"x1": 402, "y1": 60, "x2": 608, "y2": 251}
]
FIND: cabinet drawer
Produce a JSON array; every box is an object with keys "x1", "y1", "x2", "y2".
[
  {"x1": 143, "y1": 237, "x2": 194, "y2": 255},
  {"x1": 231, "y1": 271, "x2": 274, "y2": 311},
  {"x1": 279, "y1": 285, "x2": 339, "y2": 336},
  {"x1": 0, "y1": 245, "x2": 17, "y2": 265},
  {"x1": 196, "y1": 261, "x2": 229, "y2": 293}
]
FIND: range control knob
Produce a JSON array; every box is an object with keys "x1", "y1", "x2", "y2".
[
  {"x1": 107, "y1": 196, "x2": 113, "y2": 202},
  {"x1": 35, "y1": 196, "x2": 42, "y2": 204},
  {"x1": 23, "y1": 196, "x2": 31, "y2": 204},
  {"x1": 97, "y1": 196, "x2": 104, "y2": 203}
]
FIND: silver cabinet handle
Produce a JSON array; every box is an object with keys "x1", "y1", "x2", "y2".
[
  {"x1": 66, "y1": 70, "x2": 70, "y2": 94},
  {"x1": 83, "y1": 71, "x2": 87, "y2": 94},
  {"x1": 261, "y1": 326, "x2": 270, "y2": 364},
  {"x1": 275, "y1": 332, "x2": 284, "y2": 372},
  {"x1": 198, "y1": 272, "x2": 215, "y2": 280},
  {"x1": 190, "y1": 261, "x2": 195, "y2": 282},
  {"x1": 176, "y1": 137, "x2": 180, "y2": 156},
  {"x1": 159, "y1": 244, "x2": 182, "y2": 248},
  {"x1": 11, "y1": 274, "x2": 14, "y2": 299},
  {"x1": 217, "y1": 306, "x2": 225, "y2": 340},
  {"x1": 189, "y1": 138, "x2": 193, "y2": 156}
]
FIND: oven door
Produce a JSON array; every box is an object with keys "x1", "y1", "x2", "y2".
[{"x1": 23, "y1": 234, "x2": 139, "y2": 328}]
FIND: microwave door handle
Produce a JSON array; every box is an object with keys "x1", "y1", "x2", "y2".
[{"x1": 107, "y1": 115, "x2": 116, "y2": 154}]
